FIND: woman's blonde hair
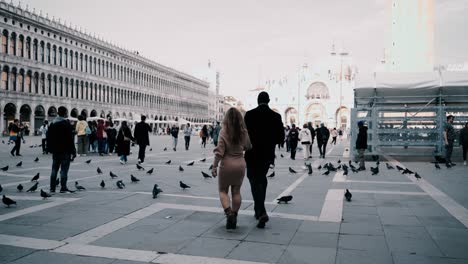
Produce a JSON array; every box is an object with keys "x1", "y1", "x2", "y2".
[{"x1": 222, "y1": 107, "x2": 247, "y2": 145}]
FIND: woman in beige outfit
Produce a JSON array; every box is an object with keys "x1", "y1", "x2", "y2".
[{"x1": 212, "y1": 108, "x2": 251, "y2": 229}]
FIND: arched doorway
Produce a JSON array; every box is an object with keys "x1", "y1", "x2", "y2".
[
  {"x1": 80, "y1": 109, "x2": 88, "y2": 119},
  {"x1": 336, "y1": 107, "x2": 349, "y2": 130},
  {"x1": 304, "y1": 103, "x2": 326, "y2": 127},
  {"x1": 47, "y1": 106, "x2": 57, "y2": 121},
  {"x1": 90, "y1": 109, "x2": 97, "y2": 117},
  {"x1": 34, "y1": 105, "x2": 45, "y2": 131},
  {"x1": 284, "y1": 107, "x2": 298, "y2": 126},
  {"x1": 20, "y1": 104, "x2": 31, "y2": 135},
  {"x1": 70, "y1": 108, "x2": 79, "y2": 118},
  {"x1": 3, "y1": 103, "x2": 16, "y2": 134}
]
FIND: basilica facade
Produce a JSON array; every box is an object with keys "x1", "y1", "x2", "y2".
[
  {"x1": 245, "y1": 54, "x2": 356, "y2": 130},
  {"x1": 0, "y1": 2, "x2": 212, "y2": 135}
]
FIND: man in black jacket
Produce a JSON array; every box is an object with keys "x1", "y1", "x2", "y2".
[
  {"x1": 355, "y1": 121, "x2": 368, "y2": 170},
  {"x1": 47, "y1": 106, "x2": 76, "y2": 193},
  {"x1": 289, "y1": 124, "x2": 299, "y2": 160},
  {"x1": 134, "y1": 115, "x2": 152, "y2": 164},
  {"x1": 245, "y1": 91, "x2": 285, "y2": 228},
  {"x1": 307, "y1": 122, "x2": 315, "y2": 158},
  {"x1": 319, "y1": 123, "x2": 330, "y2": 158}
]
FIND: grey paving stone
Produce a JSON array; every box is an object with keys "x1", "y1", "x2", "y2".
[
  {"x1": 383, "y1": 225, "x2": 443, "y2": 257},
  {"x1": 278, "y1": 245, "x2": 336, "y2": 264},
  {"x1": 417, "y1": 215, "x2": 465, "y2": 229},
  {"x1": 342, "y1": 205, "x2": 378, "y2": 215},
  {"x1": 340, "y1": 222, "x2": 384, "y2": 235},
  {"x1": 202, "y1": 214, "x2": 257, "y2": 240},
  {"x1": 244, "y1": 217, "x2": 301, "y2": 245},
  {"x1": 341, "y1": 213, "x2": 381, "y2": 224},
  {"x1": 178, "y1": 237, "x2": 240, "y2": 258},
  {"x1": 0, "y1": 200, "x2": 45, "y2": 216},
  {"x1": 227, "y1": 241, "x2": 286, "y2": 263},
  {"x1": 110, "y1": 260, "x2": 148, "y2": 264},
  {"x1": 290, "y1": 231, "x2": 338, "y2": 248},
  {"x1": 392, "y1": 253, "x2": 468, "y2": 264},
  {"x1": 0, "y1": 245, "x2": 36, "y2": 264},
  {"x1": 297, "y1": 221, "x2": 340, "y2": 234},
  {"x1": 336, "y1": 248, "x2": 393, "y2": 264},
  {"x1": 426, "y1": 226, "x2": 468, "y2": 259},
  {"x1": 338, "y1": 234, "x2": 389, "y2": 253},
  {"x1": 6, "y1": 251, "x2": 114, "y2": 264},
  {"x1": 0, "y1": 223, "x2": 82, "y2": 240},
  {"x1": 380, "y1": 215, "x2": 422, "y2": 226}
]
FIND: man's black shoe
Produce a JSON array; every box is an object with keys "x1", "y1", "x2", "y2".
[
  {"x1": 257, "y1": 214, "x2": 269, "y2": 229},
  {"x1": 60, "y1": 188, "x2": 75, "y2": 194}
]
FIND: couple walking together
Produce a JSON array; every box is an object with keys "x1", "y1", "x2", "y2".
[{"x1": 212, "y1": 91, "x2": 284, "y2": 229}]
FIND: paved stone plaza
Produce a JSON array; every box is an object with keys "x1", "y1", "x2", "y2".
[{"x1": 0, "y1": 135, "x2": 467, "y2": 264}]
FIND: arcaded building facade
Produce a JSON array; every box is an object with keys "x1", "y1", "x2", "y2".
[{"x1": 0, "y1": 2, "x2": 210, "y2": 134}]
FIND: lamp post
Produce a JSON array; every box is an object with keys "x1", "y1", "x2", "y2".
[{"x1": 331, "y1": 49, "x2": 348, "y2": 128}]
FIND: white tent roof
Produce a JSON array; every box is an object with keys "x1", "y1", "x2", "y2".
[{"x1": 354, "y1": 71, "x2": 468, "y2": 105}]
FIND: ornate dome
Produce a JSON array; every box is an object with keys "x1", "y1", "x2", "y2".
[{"x1": 306, "y1": 82, "x2": 330, "y2": 100}]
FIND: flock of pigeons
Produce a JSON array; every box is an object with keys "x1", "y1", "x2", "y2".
[{"x1": 1, "y1": 148, "x2": 216, "y2": 207}]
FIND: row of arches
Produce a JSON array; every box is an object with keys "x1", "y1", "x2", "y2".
[
  {"x1": 1, "y1": 28, "x2": 199, "y2": 98},
  {"x1": 1, "y1": 102, "x2": 213, "y2": 135},
  {"x1": 0, "y1": 65, "x2": 208, "y2": 116}
]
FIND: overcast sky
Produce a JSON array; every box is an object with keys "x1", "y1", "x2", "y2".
[{"x1": 21, "y1": 0, "x2": 468, "y2": 99}]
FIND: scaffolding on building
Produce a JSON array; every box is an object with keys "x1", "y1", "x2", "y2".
[{"x1": 351, "y1": 71, "x2": 468, "y2": 158}]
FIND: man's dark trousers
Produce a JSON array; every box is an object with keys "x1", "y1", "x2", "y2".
[
  {"x1": 446, "y1": 140, "x2": 454, "y2": 164},
  {"x1": 290, "y1": 141, "x2": 298, "y2": 159},
  {"x1": 247, "y1": 164, "x2": 269, "y2": 218},
  {"x1": 321, "y1": 140, "x2": 328, "y2": 158},
  {"x1": 317, "y1": 141, "x2": 323, "y2": 157},
  {"x1": 50, "y1": 153, "x2": 71, "y2": 191},
  {"x1": 138, "y1": 145, "x2": 147, "y2": 163},
  {"x1": 11, "y1": 137, "x2": 21, "y2": 155},
  {"x1": 184, "y1": 136, "x2": 190, "y2": 150}
]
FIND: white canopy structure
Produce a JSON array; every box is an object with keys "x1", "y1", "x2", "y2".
[{"x1": 354, "y1": 71, "x2": 468, "y2": 105}]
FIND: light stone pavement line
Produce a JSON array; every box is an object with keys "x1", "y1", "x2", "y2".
[
  {"x1": 84, "y1": 190, "x2": 276, "y2": 205},
  {"x1": 0, "y1": 171, "x2": 36, "y2": 178},
  {"x1": 0, "y1": 234, "x2": 268, "y2": 264},
  {"x1": 52, "y1": 243, "x2": 160, "y2": 262},
  {"x1": 337, "y1": 179, "x2": 415, "y2": 185},
  {"x1": 1, "y1": 179, "x2": 35, "y2": 187},
  {"x1": 318, "y1": 189, "x2": 344, "y2": 222},
  {"x1": 157, "y1": 202, "x2": 320, "y2": 221},
  {"x1": 272, "y1": 159, "x2": 322, "y2": 203},
  {"x1": 0, "y1": 234, "x2": 66, "y2": 250},
  {"x1": 63, "y1": 203, "x2": 165, "y2": 244},
  {"x1": 153, "y1": 253, "x2": 268, "y2": 264},
  {"x1": 0, "y1": 198, "x2": 80, "y2": 222},
  {"x1": 4, "y1": 195, "x2": 79, "y2": 202},
  {"x1": 351, "y1": 189, "x2": 429, "y2": 195},
  {"x1": 385, "y1": 154, "x2": 468, "y2": 228}
]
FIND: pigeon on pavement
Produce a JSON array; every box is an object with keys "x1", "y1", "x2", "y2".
[
  {"x1": 435, "y1": 163, "x2": 441, "y2": 169},
  {"x1": 97, "y1": 167, "x2": 103, "y2": 174},
  {"x1": 289, "y1": 167, "x2": 297, "y2": 173},
  {"x1": 85, "y1": 159, "x2": 92, "y2": 164},
  {"x1": 0, "y1": 166, "x2": 8, "y2": 172},
  {"x1": 2, "y1": 195, "x2": 16, "y2": 207},
  {"x1": 110, "y1": 171, "x2": 118, "y2": 179},
  {"x1": 200, "y1": 158, "x2": 206, "y2": 162},
  {"x1": 75, "y1": 181, "x2": 86, "y2": 191},
  {"x1": 31, "y1": 173, "x2": 40, "y2": 182},
  {"x1": 131, "y1": 175, "x2": 140, "y2": 183},
  {"x1": 201, "y1": 171, "x2": 212, "y2": 179},
  {"x1": 34, "y1": 157, "x2": 39, "y2": 162},
  {"x1": 179, "y1": 181, "x2": 190, "y2": 190},
  {"x1": 136, "y1": 164, "x2": 145, "y2": 170},
  {"x1": 100, "y1": 180, "x2": 106, "y2": 188},
  {"x1": 179, "y1": 165, "x2": 184, "y2": 172},
  {"x1": 415, "y1": 173, "x2": 422, "y2": 180},
  {"x1": 187, "y1": 161, "x2": 195, "y2": 166},
  {"x1": 116, "y1": 180, "x2": 125, "y2": 189},
  {"x1": 165, "y1": 160, "x2": 171, "y2": 165},
  {"x1": 386, "y1": 163, "x2": 394, "y2": 170},
  {"x1": 17, "y1": 184, "x2": 23, "y2": 192},
  {"x1": 26, "y1": 182, "x2": 38, "y2": 192},
  {"x1": 277, "y1": 195, "x2": 293, "y2": 204},
  {"x1": 40, "y1": 189, "x2": 52, "y2": 199},
  {"x1": 16, "y1": 161, "x2": 22, "y2": 167},
  {"x1": 152, "y1": 184, "x2": 163, "y2": 198},
  {"x1": 146, "y1": 168, "x2": 154, "y2": 175},
  {"x1": 345, "y1": 189, "x2": 352, "y2": 202}
]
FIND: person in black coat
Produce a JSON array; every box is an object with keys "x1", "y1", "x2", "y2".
[
  {"x1": 318, "y1": 123, "x2": 330, "y2": 158},
  {"x1": 244, "y1": 91, "x2": 285, "y2": 228},
  {"x1": 134, "y1": 116, "x2": 152, "y2": 164},
  {"x1": 106, "y1": 123, "x2": 117, "y2": 154},
  {"x1": 460, "y1": 122, "x2": 468, "y2": 166},
  {"x1": 315, "y1": 125, "x2": 323, "y2": 157},
  {"x1": 116, "y1": 121, "x2": 134, "y2": 164},
  {"x1": 288, "y1": 124, "x2": 299, "y2": 160},
  {"x1": 307, "y1": 122, "x2": 316, "y2": 158},
  {"x1": 47, "y1": 106, "x2": 76, "y2": 193},
  {"x1": 355, "y1": 121, "x2": 368, "y2": 170}
]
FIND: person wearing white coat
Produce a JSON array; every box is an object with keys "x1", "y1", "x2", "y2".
[{"x1": 299, "y1": 124, "x2": 312, "y2": 161}]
